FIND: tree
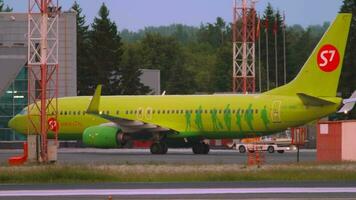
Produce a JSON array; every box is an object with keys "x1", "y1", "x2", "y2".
[
  {"x1": 119, "y1": 44, "x2": 151, "y2": 95},
  {"x1": 183, "y1": 43, "x2": 216, "y2": 93},
  {"x1": 141, "y1": 33, "x2": 195, "y2": 94},
  {"x1": 258, "y1": 3, "x2": 285, "y2": 90},
  {"x1": 214, "y1": 44, "x2": 232, "y2": 92},
  {"x1": 72, "y1": 1, "x2": 91, "y2": 95},
  {"x1": 88, "y1": 3, "x2": 123, "y2": 95},
  {"x1": 339, "y1": 0, "x2": 356, "y2": 119},
  {"x1": 197, "y1": 17, "x2": 230, "y2": 49},
  {"x1": 0, "y1": 0, "x2": 12, "y2": 12}
]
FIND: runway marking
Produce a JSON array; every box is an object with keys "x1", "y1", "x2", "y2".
[{"x1": 0, "y1": 187, "x2": 356, "y2": 197}]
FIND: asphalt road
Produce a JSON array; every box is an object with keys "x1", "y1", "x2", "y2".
[
  {"x1": 0, "y1": 148, "x2": 316, "y2": 165},
  {"x1": 0, "y1": 181, "x2": 356, "y2": 199}
]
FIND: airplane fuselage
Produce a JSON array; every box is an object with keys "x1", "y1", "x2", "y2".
[{"x1": 10, "y1": 94, "x2": 341, "y2": 140}]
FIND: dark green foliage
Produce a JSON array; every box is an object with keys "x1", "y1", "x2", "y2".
[
  {"x1": 140, "y1": 33, "x2": 195, "y2": 94},
  {"x1": 183, "y1": 43, "x2": 216, "y2": 93},
  {"x1": 214, "y1": 44, "x2": 232, "y2": 92},
  {"x1": 197, "y1": 17, "x2": 231, "y2": 49},
  {"x1": 88, "y1": 3, "x2": 123, "y2": 95},
  {"x1": 258, "y1": 4, "x2": 290, "y2": 90},
  {"x1": 119, "y1": 45, "x2": 151, "y2": 95},
  {"x1": 0, "y1": 0, "x2": 12, "y2": 12},
  {"x1": 72, "y1": 1, "x2": 91, "y2": 95},
  {"x1": 121, "y1": 24, "x2": 199, "y2": 44}
]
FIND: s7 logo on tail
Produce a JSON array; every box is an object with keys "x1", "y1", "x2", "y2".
[{"x1": 317, "y1": 44, "x2": 340, "y2": 72}]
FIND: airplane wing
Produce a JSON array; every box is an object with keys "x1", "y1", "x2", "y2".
[
  {"x1": 86, "y1": 85, "x2": 171, "y2": 134},
  {"x1": 338, "y1": 91, "x2": 356, "y2": 114}
]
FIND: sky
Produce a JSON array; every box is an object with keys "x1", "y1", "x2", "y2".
[{"x1": 5, "y1": 0, "x2": 343, "y2": 31}]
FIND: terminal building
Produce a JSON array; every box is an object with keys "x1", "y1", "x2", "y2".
[{"x1": 0, "y1": 12, "x2": 77, "y2": 140}]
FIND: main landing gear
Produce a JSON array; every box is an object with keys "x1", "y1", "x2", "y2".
[
  {"x1": 192, "y1": 142, "x2": 210, "y2": 154},
  {"x1": 150, "y1": 142, "x2": 168, "y2": 154}
]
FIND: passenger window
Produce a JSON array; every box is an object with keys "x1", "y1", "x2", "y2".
[
  {"x1": 116, "y1": 110, "x2": 119, "y2": 115},
  {"x1": 134, "y1": 110, "x2": 137, "y2": 114},
  {"x1": 68, "y1": 111, "x2": 71, "y2": 115},
  {"x1": 125, "y1": 110, "x2": 128, "y2": 114},
  {"x1": 64, "y1": 111, "x2": 67, "y2": 115},
  {"x1": 73, "y1": 111, "x2": 76, "y2": 115},
  {"x1": 163, "y1": 110, "x2": 166, "y2": 114},
  {"x1": 153, "y1": 110, "x2": 156, "y2": 114},
  {"x1": 157, "y1": 110, "x2": 160, "y2": 114},
  {"x1": 255, "y1": 109, "x2": 258, "y2": 114},
  {"x1": 167, "y1": 110, "x2": 170, "y2": 114},
  {"x1": 218, "y1": 110, "x2": 222, "y2": 114},
  {"x1": 60, "y1": 111, "x2": 63, "y2": 115},
  {"x1": 130, "y1": 110, "x2": 133, "y2": 114},
  {"x1": 78, "y1": 111, "x2": 81, "y2": 115}
]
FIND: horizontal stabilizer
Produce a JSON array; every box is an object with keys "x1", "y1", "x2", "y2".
[
  {"x1": 87, "y1": 85, "x2": 102, "y2": 114},
  {"x1": 338, "y1": 91, "x2": 356, "y2": 113},
  {"x1": 297, "y1": 93, "x2": 336, "y2": 106}
]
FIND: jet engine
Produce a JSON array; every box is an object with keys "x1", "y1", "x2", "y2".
[{"x1": 82, "y1": 125, "x2": 128, "y2": 148}]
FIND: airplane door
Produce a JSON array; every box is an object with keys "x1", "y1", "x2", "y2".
[{"x1": 271, "y1": 100, "x2": 282, "y2": 123}]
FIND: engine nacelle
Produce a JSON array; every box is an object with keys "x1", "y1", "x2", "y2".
[{"x1": 83, "y1": 125, "x2": 125, "y2": 148}]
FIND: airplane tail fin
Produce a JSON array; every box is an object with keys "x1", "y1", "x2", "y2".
[{"x1": 264, "y1": 14, "x2": 352, "y2": 97}]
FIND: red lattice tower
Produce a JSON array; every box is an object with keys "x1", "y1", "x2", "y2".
[
  {"x1": 232, "y1": 0, "x2": 256, "y2": 93},
  {"x1": 28, "y1": 0, "x2": 59, "y2": 162}
]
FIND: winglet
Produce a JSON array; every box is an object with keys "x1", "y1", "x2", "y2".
[{"x1": 87, "y1": 85, "x2": 102, "y2": 114}]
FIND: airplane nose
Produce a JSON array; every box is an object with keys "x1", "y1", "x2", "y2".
[{"x1": 8, "y1": 116, "x2": 17, "y2": 129}]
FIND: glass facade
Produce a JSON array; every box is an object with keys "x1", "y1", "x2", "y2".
[{"x1": 0, "y1": 67, "x2": 27, "y2": 141}]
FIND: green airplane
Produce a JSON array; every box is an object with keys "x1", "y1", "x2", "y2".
[{"x1": 8, "y1": 14, "x2": 354, "y2": 154}]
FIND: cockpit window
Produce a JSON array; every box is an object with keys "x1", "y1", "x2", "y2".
[{"x1": 19, "y1": 107, "x2": 28, "y2": 115}]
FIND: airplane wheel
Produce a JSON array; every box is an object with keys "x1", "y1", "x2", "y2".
[
  {"x1": 150, "y1": 143, "x2": 161, "y2": 154},
  {"x1": 160, "y1": 142, "x2": 168, "y2": 154},
  {"x1": 203, "y1": 143, "x2": 210, "y2": 154},
  {"x1": 192, "y1": 143, "x2": 210, "y2": 154}
]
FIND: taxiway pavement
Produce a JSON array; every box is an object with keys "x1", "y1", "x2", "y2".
[{"x1": 0, "y1": 148, "x2": 316, "y2": 165}]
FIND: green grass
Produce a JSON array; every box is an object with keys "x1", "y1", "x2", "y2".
[{"x1": 1, "y1": 163, "x2": 356, "y2": 183}]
